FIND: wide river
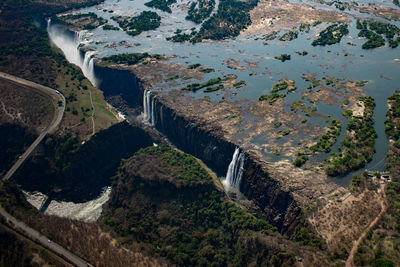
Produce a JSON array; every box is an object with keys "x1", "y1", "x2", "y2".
[{"x1": 49, "y1": 0, "x2": 400, "y2": 185}]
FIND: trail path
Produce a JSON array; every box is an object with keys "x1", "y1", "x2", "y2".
[
  {"x1": 0, "y1": 72, "x2": 89, "y2": 267},
  {"x1": 345, "y1": 183, "x2": 387, "y2": 267},
  {"x1": 89, "y1": 90, "x2": 95, "y2": 135}
]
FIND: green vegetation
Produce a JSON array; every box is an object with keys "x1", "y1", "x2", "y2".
[
  {"x1": 259, "y1": 79, "x2": 296, "y2": 104},
  {"x1": 295, "y1": 51, "x2": 308, "y2": 56},
  {"x1": 188, "y1": 63, "x2": 201, "y2": 69},
  {"x1": 310, "y1": 120, "x2": 342, "y2": 153},
  {"x1": 166, "y1": 28, "x2": 199, "y2": 43},
  {"x1": 271, "y1": 81, "x2": 289, "y2": 93},
  {"x1": 312, "y1": 23, "x2": 349, "y2": 46},
  {"x1": 134, "y1": 146, "x2": 213, "y2": 184},
  {"x1": 357, "y1": 20, "x2": 400, "y2": 49},
  {"x1": 167, "y1": 32, "x2": 193, "y2": 42},
  {"x1": 299, "y1": 23, "x2": 311, "y2": 33},
  {"x1": 263, "y1": 31, "x2": 279, "y2": 41},
  {"x1": 111, "y1": 11, "x2": 161, "y2": 36},
  {"x1": 186, "y1": 0, "x2": 215, "y2": 24},
  {"x1": 324, "y1": 97, "x2": 377, "y2": 176},
  {"x1": 11, "y1": 123, "x2": 153, "y2": 202},
  {"x1": 290, "y1": 100, "x2": 317, "y2": 115},
  {"x1": 192, "y1": 0, "x2": 258, "y2": 42},
  {"x1": 0, "y1": 124, "x2": 36, "y2": 175},
  {"x1": 199, "y1": 67, "x2": 215, "y2": 73},
  {"x1": 100, "y1": 53, "x2": 163, "y2": 65},
  {"x1": 279, "y1": 31, "x2": 298, "y2": 41},
  {"x1": 274, "y1": 54, "x2": 291, "y2": 62},
  {"x1": 294, "y1": 155, "x2": 308, "y2": 167},
  {"x1": 181, "y1": 77, "x2": 223, "y2": 92},
  {"x1": 103, "y1": 146, "x2": 284, "y2": 266},
  {"x1": 102, "y1": 24, "x2": 119, "y2": 31},
  {"x1": 204, "y1": 84, "x2": 224, "y2": 92},
  {"x1": 352, "y1": 89, "x2": 400, "y2": 266},
  {"x1": 233, "y1": 80, "x2": 246, "y2": 88},
  {"x1": 56, "y1": 12, "x2": 108, "y2": 30},
  {"x1": 144, "y1": 0, "x2": 176, "y2": 13},
  {"x1": 259, "y1": 93, "x2": 283, "y2": 104}
]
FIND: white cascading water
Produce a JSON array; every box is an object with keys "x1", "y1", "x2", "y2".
[
  {"x1": 143, "y1": 89, "x2": 154, "y2": 125},
  {"x1": 151, "y1": 95, "x2": 156, "y2": 126},
  {"x1": 82, "y1": 51, "x2": 97, "y2": 86},
  {"x1": 223, "y1": 147, "x2": 245, "y2": 192},
  {"x1": 47, "y1": 18, "x2": 98, "y2": 87}
]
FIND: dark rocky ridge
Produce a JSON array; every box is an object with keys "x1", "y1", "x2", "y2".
[
  {"x1": 93, "y1": 63, "x2": 302, "y2": 234},
  {"x1": 13, "y1": 121, "x2": 153, "y2": 202}
]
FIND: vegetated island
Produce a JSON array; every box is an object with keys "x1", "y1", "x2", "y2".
[
  {"x1": 144, "y1": 0, "x2": 176, "y2": 13},
  {"x1": 312, "y1": 23, "x2": 349, "y2": 46},
  {"x1": 356, "y1": 19, "x2": 400, "y2": 49},
  {"x1": 186, "y1": 0, "x2": 215, "y2": 24},
  {"x1": 53, "y1": 12, "x2": 108, "y2": 30},
  {"x1": 324, "y1": 96, "x2": 377, "y2": 176},
  {"x1": 111, "y1": 11, "x2": 161, "y2": 37}
]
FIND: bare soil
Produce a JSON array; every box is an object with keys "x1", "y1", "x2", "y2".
[{"x1": 242, "y1": 0, "x2": 350, "y2": 36}]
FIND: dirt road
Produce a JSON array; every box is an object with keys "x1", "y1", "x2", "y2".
[{"x1": 345, "y1": 183, "x2": 387, "y2": 267}]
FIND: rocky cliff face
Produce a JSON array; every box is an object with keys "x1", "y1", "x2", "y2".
[
  {"x1": 94, "y1": 64, "x2": 302, "y2": 233},
  {"x1": 241, "y1": 158, "x2": 301, "y2": 234},
  {"x1": 94, "y1": 64, "x2": 142, "y2": 106},
  {"x1": 13, "y1": 121, "x2": 153, "y2": 202}
]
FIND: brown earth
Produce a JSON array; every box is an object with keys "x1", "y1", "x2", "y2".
[
  {"x1": 0, "y1": 79, "x2": 53, "y2": 133},
  {"x1": 242, "y1": 0, "x2": 350, "y2": 36}
]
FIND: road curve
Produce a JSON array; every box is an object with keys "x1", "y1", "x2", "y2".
[
  {"x1": 0, "y1": 206, "x2": 88, "y2": 267},
  {"x1": 0, "y1": 71, "x2": 65, "y2": 181},
  {"x1": 0, "y1": 72, "x2": 90, "y2": 266}
]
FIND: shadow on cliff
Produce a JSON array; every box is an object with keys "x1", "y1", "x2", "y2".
[{"x1": 12, "y1": 121, "x2": 153, "y2": 202}]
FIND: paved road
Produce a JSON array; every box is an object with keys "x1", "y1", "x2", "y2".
[
  {"x1": 0, "y1": 206, "x2": 88, "y2": 267},
  {"x1": 0, "y1": 71, "x2": 65, "y2": 181},
  {"x1": 0, "y1": 72, "x2": 90, "y2": 266}
]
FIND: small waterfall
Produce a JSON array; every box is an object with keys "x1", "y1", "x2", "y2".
[
  {"x1": 223, "y1": 147, "x2": 245, "y2": 192},
  {"x1": 47, "y1": 19, "x2": 98, "y2": 87},
  {"x1": 151, "y1": 95, "x2": 156, "y2": 126},
  {"x1": 143, "y1": 89, "x2": 153, "y2": 125}
]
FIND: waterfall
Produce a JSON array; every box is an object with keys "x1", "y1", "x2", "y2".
[
  {"x1": 47, "y1": 19, "x2": 98, "y2": 87},
  {"x1": 223, "y1": 147, "x2": 245, "y2": 192},
  {"x1": 142, "y1": 90, "x2": 157, "y2": 126},
  {"x1": 82, "y1": 51, "x2": 98, "y2": 86},
  {"x1": 143, "y1": 89, "x2": 152, "y2": 124},
  {"x1": 151, "y1": 95, "x2": 156, "y2": 126}
]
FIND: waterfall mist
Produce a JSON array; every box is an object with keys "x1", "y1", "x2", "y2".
[
  {"x1": 223, "y1": 147, "x2": 245, "y2": 192},
  {"x1": 47, "y1": 19, "x2": 99, "y2": 87}
]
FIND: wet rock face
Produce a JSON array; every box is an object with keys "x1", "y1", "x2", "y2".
[
  {"x1": 94, "y1": 65, "x2": 301, "y2": 234},
  {"x1": 153, "y1": 103, "x2": 236, "y2": 177},
  {"x1": 241, "y1": 159, "x2": 301, "y2": 234},
  {"x1": 94, "y1": 65, "x2": 142, "y2": 105}
]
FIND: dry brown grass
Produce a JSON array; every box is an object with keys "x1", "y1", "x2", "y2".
[
  {"x1": 242, "y1": 0, "x2": 350, "y2": 36},
  {"x1": 12, "y1": 209, "x2": 167, "y2": 267},
  {"x1": 0, "y1": 79, "x2": 53, "y2": 132}
]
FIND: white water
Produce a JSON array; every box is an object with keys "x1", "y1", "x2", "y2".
[
  {"x1": 223, "y1": 147, "x2": 245, "y2": 192},
  {"x1": 23, "y1": 187, "x2": 111, "y2": 223},
  {"x1": 47, "y1": 19, "x2": 98, "y2": 87},
  {"x1": 143, "y1": 89, "x2": 155, "y2": 126}
]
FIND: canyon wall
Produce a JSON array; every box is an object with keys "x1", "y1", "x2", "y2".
[{"x1": 94, "y1": 64, "x2": 301, "y2": 233}]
